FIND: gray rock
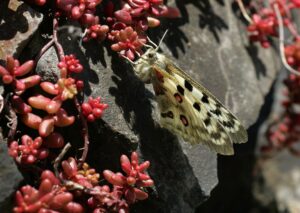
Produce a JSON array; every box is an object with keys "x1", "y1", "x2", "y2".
[
  {"x1": 0, "y1": 0, "x2": 281, "y2": 213},
  {"x1": 0, "y1": 140, "x2": 23, "y2": 213},
  {"x1": 35, "y1": 46, "x2": 60, "y2": 82},
  {"x1": 0, "y1": 0, "x2": 43, "y2": 60},
  {"x1": 253, "y1": 150, "x2": 300, "y2": 213},
  {"x1": 0, "y1": 0, "x2": 42, "y2": 211}
]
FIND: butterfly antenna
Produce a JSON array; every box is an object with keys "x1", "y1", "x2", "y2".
[
  {"x1": 155, "y1": 29, "x2": 169, "y2": 51},
  {"x1": 146, "y1": 36, "x2": 158, "y2": 48}
]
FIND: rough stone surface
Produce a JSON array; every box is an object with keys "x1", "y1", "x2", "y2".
[
  {"x1": 0, "y1": 139, "x2": 23, "y2": 213},
  {"x1": 0, "y1": 0, "x2": 42, "y2": 211},
  {"x1": 251, "y1": 72, "x2": 300, "y2": 213},
  {"x1": 36, "y1": 46, "x2": 60, "y2": 82},
  {"x1": 0, "y1": 0, "x2": 282, "y2": 213},
  {"x1": 0, "y1": 0, "x2": 43, "y2": 60},
  {"x1": 253, "y1": 150, "x2": 300, "y2": 213}
]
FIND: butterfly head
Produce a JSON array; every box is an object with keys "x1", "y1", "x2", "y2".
[
  {"x1": 131, "y1": 30, "x2": 168, "y2": 83},
  {"x1": 133, "y1": 48, "x2": 166, "y2": 83}
]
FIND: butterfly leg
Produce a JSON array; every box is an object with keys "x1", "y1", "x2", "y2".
[{"x1": 121, "y1": 55, "x2": 137, "y2": 65}]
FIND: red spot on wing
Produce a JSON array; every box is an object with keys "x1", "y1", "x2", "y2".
[
  {"x1": 154, "y1": 69, "x2": 164, "y2": 83},
  {"x1": 174, "y1": 93, "x2": 182, "y2": 103},
  {"x1": 180, "y1": 115, "x2": 189, "y2": 126}
]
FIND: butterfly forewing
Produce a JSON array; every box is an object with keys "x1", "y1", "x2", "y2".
[
  {"x1": 152, "y1": 55, "x2": 247, "y2": 155},
  {"x1": 151, "y1": 64, "x2": 235, "y2": 155},
  {"x1": 133, "y1": 48, "x2": 248, "y2": 155},
  {"x1": 163, "y1": 61, "x2": 248, "y2": 145}
]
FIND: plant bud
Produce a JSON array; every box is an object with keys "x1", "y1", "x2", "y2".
[
  {"x1": 14, "y1": 60, "x2": 34, "y2": 76},
  {"x1": 39, "y1": 118, "x2": 55, "y2": 137},
  {"x1": 54, "y1": 108, "x2": 75, "y2": 127},
  {"x1": 46, "y1": 99, "x2": 62, "y2": 114},
  {"x1": 28, "y1": 95, "x2": 51, "y2": 111},
  {"x1": 22, "y1": 113, "x2": 42, "y2": 129},
  {"x1": 12, "y1": 95, "x2": 32, "y2": 114},
  {"x1": 44, "y1": 132, "x2": 65, "y2": 148},
  {"x1": 40, "y1": 82, "x2": 59, "y2": 95},
  {"x1": 20, "y1": 75, "x2": 41, "y2": 89}
]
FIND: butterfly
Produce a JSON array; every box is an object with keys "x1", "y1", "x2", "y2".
[{"x1": 126, "y1": 34, "x2": 248, "y2": 155}]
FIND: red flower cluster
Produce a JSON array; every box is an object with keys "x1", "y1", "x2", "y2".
[
  {"x1": 247, "y1": 13, "x2": 277, "y2": 48},
  {"x1": 9, "y1": 136, "x2": 49, "y2": 164},
  {"x1": 83, "y1": 24, "x2": 110, "y2": 42},
  {"x1": 263, "y1": 74, "x2": 300, "y2": 155},
  {"x1": 25, "y1": 0, "x2": 180, "y2": 60},
  {"x1": 103, "y1": 152, "x2": 154, "y2": 204},
  {"x1": 81, "y1": 97, "x2": 108, "y2": 122},
  {"x1": 13, "y1": 153, "x2": 153, "y2": 212},
  {"x1": 0, "y1": 56, "x2": 75, "y2": 165},
  {"x1": 111, "y1": 27, "x2": 147, "y2": 60},
  {"x1": 108, "y1": 0, "x2": 179, "y2": 59},
  {"x1": 3, "y1": 0, "x2": 177, "y2": 210},
  {"x1": 0, "y1": 56, "x2": 40, "y2": 94},
  {"x1": 56, "y1": 0, "x2": 102, "y2": 25},
  {"x1": 243, "y1": 0, "x2": 300, "y2": 48},
  {"x1": 87, "y1": 185, "x2": 130, "y2": 212},
  {"x1": 58, "y1": 54, "x2": 83, "y2": 75},
  {"x1": 114, "y1": 0, "x2": 179, "y2": 31},
  {"x1": 13, "y1": 170, "x2": 84, "y2": 213},
  {"x1": 284, "y1": 40, "x2": 300, "y2": 68},
  {"x1": 61, "y1": 157, "x2": 100, "y2": 188},
  {"x1": 8, "y1": 133, "x2": 66, "y2": 164},
  {"x1": 2, "y1": 54, "x2": 106, "y2": 168},
  {"x1": 88, "y1": 152, "x2": 154, "y2": 212}
]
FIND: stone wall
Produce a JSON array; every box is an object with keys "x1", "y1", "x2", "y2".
[{"x1": 0, "y1": 0, "x2": 281, "y2": 212}]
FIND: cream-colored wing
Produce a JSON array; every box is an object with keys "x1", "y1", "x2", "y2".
[
  {"x1": 163, "y1": 62, "x2": 248, "y2": 145},
  {"x1": 151, "y1": 65, "x2": 234, "y2": 155}
]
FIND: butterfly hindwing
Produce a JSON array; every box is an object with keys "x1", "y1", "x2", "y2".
[
  {"x1": 164, "y1": 62, "x2": 248, "y2": 145},
  {"x1": 151, "y1": 64, "x2": 235, "y2": 155}
]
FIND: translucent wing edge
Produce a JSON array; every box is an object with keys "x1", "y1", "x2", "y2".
[{"x1": 163, "y1": 61, "x2": 248, "y2": 144}]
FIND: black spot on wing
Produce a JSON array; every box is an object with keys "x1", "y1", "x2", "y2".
[
  {"x1": 184, "y1": 80, "x2": 193, "y2": 92},
  {"x1": 193, "y1": 102, "x2": 201, "y2": 111},
  {"x1": 210, "y1": 108, "x2": 222, "y2": 116},
  {"x1": 210, "y1": 123, "x2": 225, "y2": 140},
  {"x1": 161, "y1": 111, "x2": 174, "y2": 119},
  {"x1": 222, "y1": 120, "x2": 235, "y2": 129},
  {"x1": 211, "y1": 132, "x2": 222, "y2": 140},
  {"x1": 177, "y1": 85, "x2": 185, "y2": 95},
  {"x1": 167, "y1": 111, "x2": 174, "y2": 119},
  {"x1": 204, "y1": 118, "x2": 211, "y2": 126},
  {"x1": 201, "y1": 94, "x2": 209, "y2": 104}
]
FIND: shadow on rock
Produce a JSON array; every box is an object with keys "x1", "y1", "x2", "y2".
[
  {"x1": 109, "y1": 55, "x2": 205, "y2": 212},
  {"x1": 0, "y1": 0, "x2": 38, "y2": 40},
  {"x1": 196, "y1": 80, "x2": 276, "y2": 213},
  {"x1": 57, "y1": 26, "x2": 102, "y2": 96},
  {"x1": 149, "y1": 0, "x2": 228, "y2": 59},
  {"x1": 245, "y1": 45, "x2": 268, "y2": 80},
  {"x1": 196, "y1": 0, "x2": 228, "y2": 43}
]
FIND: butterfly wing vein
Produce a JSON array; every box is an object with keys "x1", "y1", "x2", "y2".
[{"x1": 151, "y1": 60, "x2": 248, "y2": 155}]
